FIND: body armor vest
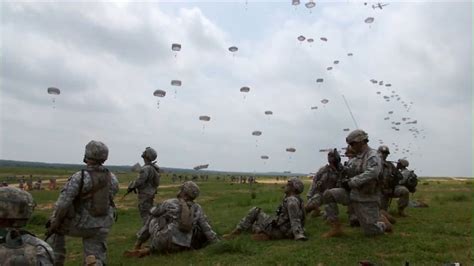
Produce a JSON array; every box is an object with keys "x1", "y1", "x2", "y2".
[{"x1": 81, "y1": 168, "x2": 111, "y2": 217}]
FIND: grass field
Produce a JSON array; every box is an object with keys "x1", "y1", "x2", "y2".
[{"x1": 2, "y1": 168, "x2": 472, "y2": 265}]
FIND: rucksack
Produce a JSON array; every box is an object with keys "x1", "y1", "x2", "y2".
[
  {"x1": 404, "y1": 170, "x2": 418, "y2": 193},
  {"x1": 0, "y1": 229, "x2": 38, "y2": 266}
]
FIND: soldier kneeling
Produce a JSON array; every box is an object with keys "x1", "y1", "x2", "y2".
[
  {"x1": 224, "y1": 177, "x2": 307, "y2": 241},
  {"x1": 125, "y1": 181, "x2": 218, "y2": 257}
]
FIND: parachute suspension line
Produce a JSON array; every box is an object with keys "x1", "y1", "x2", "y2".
[{"x1": 341, "y1": 94, "x2": 359, "y2": 129}]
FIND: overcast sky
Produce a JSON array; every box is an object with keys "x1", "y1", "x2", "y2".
[{"x1": 0, "y1": 1, "x2": 472, "y2": 177}]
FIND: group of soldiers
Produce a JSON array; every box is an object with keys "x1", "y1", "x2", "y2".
[
  {"x1": 0, "y1": 176, "x2": 58, "y2": 191},
  {"x1": 0, "y1": 129, "x2": 419, "y2": 265}
]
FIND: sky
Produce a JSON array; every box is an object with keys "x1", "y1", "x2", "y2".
[{"x1": 0, "y1": 0, "x2": 472, "y2": 177}]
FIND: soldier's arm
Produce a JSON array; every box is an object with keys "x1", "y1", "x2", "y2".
[
  {"x1": 348, "y1": 155, "x2": 381, "y2": 188},
  {"x1": 286, "y1": 198, "x2": 305, "y2": 237},
  {"x1": 131, "y1": 167, "x2": 150, "y2": 189},
  {"x1": 196, "y1": 206, "x2": 218, "y2": 242},
  {"x1": 53, "y1": 172, "x2": 82, "y2": 220},
  {"x1": 110, "y1": 173, "x2": 119, "y2": 197}
]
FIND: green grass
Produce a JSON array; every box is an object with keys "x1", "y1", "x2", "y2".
[{"x1": 1, "y1": 167, "x2": 471, "y2": 265}]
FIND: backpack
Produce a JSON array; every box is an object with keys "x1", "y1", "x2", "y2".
[
  {"x1": 404, "y1": 170, "x2": 418, "y2": 193},
  {"x1": 0, "y1": 229, "x2": 38, "y2": 266}
]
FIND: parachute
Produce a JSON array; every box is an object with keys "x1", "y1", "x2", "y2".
[
  {"x1": 171, "y1": 43, "x2": 181, "y2": 58},
  {"x1": 307, "y1": 38, "x2": 314, "y2": 43},
  {"x1": 297, "y1": 35, "x2": 306, "y2": 42},
  {"x1": 193, "y1": 164, "x2": 209, "y2": 171},
  {"x1": 240, "y1": 86, "x2": 250, "y2": 99},
  {"x1": 171, "y1": 80, "x2": 182, "y2": 97},
  {"x1": 388, "y1": 111, "x2": 394, "y2": 114},
  {"x1": 347, "y1": 53, "x2": 353, "y2": 56},
  {"x1": 316, "y1": 78, "x2": 324, "y2": 83},
  {"x1": 47, "y1": 87, "x2": 60, "y2": 108},
  {"x1": 264, "y1": 110, "x2": 273, "y2": 115},
  {"x1": 171, "y1": 43, "x2": 181, "y2": 52},
  {"x1": 320, "y1": 37, "x2": 328, "y2": 42},
  {"x1": 385, "y1": 83, "x2": 392, "y2": 87},
  {"x1": 199, "y1": 115, "x2": 211, "y2": 122},
  {"x1": 252, "y1": 131, "x2": 262, "y2": 136},
  {"x1": 305, "y1": 0, "x2": 315, "y2": 9},
  {"x1": 379, "y1": 80, "x2": 384, "y2": 86},
  {"x1": 370, "y1": 79, "x2": 378, "y2": 84},
  {"x1": 153, "y1": 89, "x2": 166, "y2": 109},
  {"x1": 286, "y1": 148, "x2": 296, "y2": 152},
  {"x1": 365, "y1": 17, "x2": 375, "y2": 23},
  {"x1": 199, "y1": 115, "x2": 211, "y2": 130},
  {"x1": 321, "y1": 99, "x2": 329, "y2": 104},
  {"x1": 343, "y1": 128, "x2": 350, "y2": 131},
  {"x1": 261, "y1": 155, "x2": 269, "y2": 160},
  {"x1": 376, "y1": 91, "x2": 381, "y2": 94},
  {"x1": 229, "y1": 46, "x2": 238, "y2": 52},
  {"x1": 333, "y1": 60, "x2": 339, "y2": 64},
  {"x1": 327, "y1": 66, "x2": 333, "y2": 71},
  {"x1": 292, "y1": 0, "x2": 300, "y2": 5},
  {"x1": 311, "y1": 106, "x2": 318, "y2": 110}
]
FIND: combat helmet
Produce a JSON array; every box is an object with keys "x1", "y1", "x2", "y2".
[
  {"x1": 179, "y1": 181, "x2": 200, "y2": 200},
  {"x1": 142, "y1": 147, "x2": 157, "y2": 161},
  {"x1": 346, "y1": 129, "x2": 369, "y2": 144},
  {"x1": 398, "y1": 159, "x2": 409, "y2": 167},
  {"x1": 378, "y1": 145, "x2": 390, "y2": 154},
  {"x1": 0, "y1": 187, "x2": 35, "y2": 227},
  {"x1": 84, "y1": 140, "x2": 108, "y2": 163},
  {"x1": 287, "y1": 177, "x2": 304, "y2": 194}
]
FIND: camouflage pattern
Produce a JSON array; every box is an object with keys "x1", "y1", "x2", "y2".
[
  {"x1": 236, "y1": 195, "x2": 306, "y2": 240},
  {"x1": 307, "y1": 165, "x2": 342, "y2": 209},
  {"x1": 129, "y1": 163, "x2": 160, "y2": 223},
  {"x1": 398, "y1": 159, "x2": 409, "y2": 168},
  {"x1": 0, "y1": 187, "x2": 35, "y2": 224},
  {"x1": 287, "y1": 177, "x2": 304, "y2": 194},
  {"x1": 49, "y1": 165, "x2": 119, "y2": 266},
  {"x1": 0, "y1": 187, "x2": 54, "y2": 265},
  {"x1": 346, "y1": 129, "x2": 369, "y2": 143},
  {"x1": 136, "y1": 198, "x2": 218, "y2": 253},
  {"x1": 142, "y1": 147, "x2": 158, "y2": 161},
  {"x1": 325, "y1": 146, "x2": 385, "y2": 236},
  {"x1": 0, "y1": 230, "x2": 55, "y2": 266},
  {"x1": 84, "y1": 140, "x2": 109, "y2": 162},
  {"x1": 400, "y1": 169, "x2": 413, "y2": 184},
  {"x1": 380, "y1": 161, "x2": 409, "y2": 211},
  {"x1": 180, "y1": 181, "x2": 200, "y2": 200}
]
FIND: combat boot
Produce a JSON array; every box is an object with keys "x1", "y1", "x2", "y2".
[
  {"x1": 322, "y1": 219, "x2": 343, "y2": 238},
  {"x1": 223, "y1": 228, "x2": 242, "y2": 240},
  {"x1": 380, "y1": 210, "x2": 397, "y2": 224},
  {"x1": 85, "y1": 255, "x2": 97, "y2": 266},
  {"x1": 379, "y1": 213, "x2": 393, "y2": 233},
  {"x1": 251, "y1": 233, "x2": 271, "y2": 241}
]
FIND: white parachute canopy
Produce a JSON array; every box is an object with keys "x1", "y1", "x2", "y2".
[{"x1": 365, "y1": 17, "x2": 375, "y2": 23}]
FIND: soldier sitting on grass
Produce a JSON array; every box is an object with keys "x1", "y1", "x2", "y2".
[
  {"x1": 124, "y1": 181, "x2": 219, "y2": 258},
  {"x1": 223, "y1": 177, "x2": 307, "y2": 241}
]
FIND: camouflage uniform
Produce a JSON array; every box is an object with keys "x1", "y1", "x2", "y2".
[
  {"x1": 130, "y1": 163, "x2": 160, "y2": 223},
  {"x1": 307, "y1": 164, "x2": 342, "y2": 212},
  {"x1": 0, "y1": 187, "x2": 55, "y2": 265},
  {"x1": 234, "y1": 178, "x2": 306, "y2": 240},
  {"x1": 135, "y1": 182, "x2": 218, "y2": 253},
  {"x1": 324, "y1": 131, "x2": 385, "y2": 237},
  {"x1": 47, "y1": 141, "x2": 119, "y2": 266},
  {"x1": 380, "y1": 161, "x2": 409, "y2": 211}
]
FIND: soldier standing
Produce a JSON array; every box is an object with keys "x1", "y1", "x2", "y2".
[
  {"x1": 378, "y1": 146, "x2": 409, "y2": 217},
  {"x1": 306, "y1": 149, "x2": 344, "y2": 217},
  {"x1": 125, "y1": 181, "x2": 218, "y2": 257},
  {"x1": 323, "y1": 130, "x2": 388, "y2": 237},
  {"x1": 127, "y1": 147, "x2": 160, "y2": 224},
  {"x1": 0, "y1": 187, "x2": 55, "y2": 265},
  {"x1": 46, "y1": 140, "x2": 119, "y2": 266},
  {"x1": 224, "y1": 177, "x2": 307, "y2": 241}
]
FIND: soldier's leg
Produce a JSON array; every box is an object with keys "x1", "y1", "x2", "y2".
[
  {"x1": 49, "y1": 233, "x2": 66, "y2": 266},
  {"x1": 353, "y1": 201, "x2": 385, "y2": 236},
  {"x1": 380, "y1": 193, "x2": 391, "y2": 211},
  {"x1": 81, "y1": 228, "x2": 110, "y2": 266},
  {"x1": 323, "y1": 188, "x2": 349, "y2": 222},
  {"x1": 394, "y1": 185, "x2": 410, "y2": 215},
  {"x1": 138, "y1": 194, "x2": 154, "y2": 223},
  {"x1": 237, "y1": 207, "x2": 269, "y2": 232}
]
